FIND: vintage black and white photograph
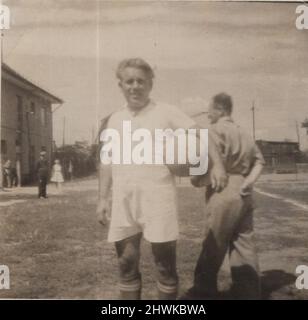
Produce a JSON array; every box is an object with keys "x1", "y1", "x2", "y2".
[{"x1": 0, "y1": 0, "x2": 308, "y2": 301}]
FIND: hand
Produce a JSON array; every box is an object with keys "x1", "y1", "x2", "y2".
[
  {"x1": 96, "y1": 198, "x2": 110, "y2": 226},
  {"x1": 210, "y1": 165, "x2": 228, "y2": 192},
  {"x1": 190, "y1": 174, "x2": 210, "y2": 188},
  {"x1": 191, "y1": 175, "x2": 204, "y2": 188},
  {"x1": 240, "y1": 181, "x2": 253, "y2": 196}
]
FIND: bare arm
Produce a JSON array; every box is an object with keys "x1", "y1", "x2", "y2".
[
  {"x1": 240, "y1": 142, "x2": 265, "y2": 196},
  {"x1": 207, "y1": 131, "x2": 228, "y2": 191},
  {"x1": 97, "y1": 163, "x2": 112, "y2": 225},
  {"x1": 190, "y1": 125, "x2": 228, "y2": 192},
  {"x1": 240, "y1": 163, "x2": 263, "y2": 196},
  {"x1": 98, "y1": 163, "x2": 112, "y2": 200}
]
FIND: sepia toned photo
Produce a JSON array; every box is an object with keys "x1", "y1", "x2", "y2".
[{"x1": 1, "y1": 0, "x2": 308, "y2": 301}]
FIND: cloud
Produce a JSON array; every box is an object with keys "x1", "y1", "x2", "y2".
[
  {"x1": 4, "y1": 0, "x2": 97, "y2": 10},
  {"x1": 5, "y1": 0, "x2": 302, "y2": 72},
  {"x1": 97, "y1": 1, "x2": 296, "y2": 35},
  {"x1": 8, "y1": 5, "x2": 98, "y2": 29},
  {"x1": 6, "y1": 0, "x2": 298, "y2": 31},
  {"x1": 4, "y1": 1, "x2": 307, "y2": 145}
]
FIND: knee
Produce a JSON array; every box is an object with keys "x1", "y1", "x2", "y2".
[
  {"x1": 152, "y1": 242, "x2": 178, "y2": 285},
  {"x1": 118, "y1": 252, "x2": 136, "y2": 272},
  {"x1": 118, "y1": 249, "x2": 139, "y2": 280}
]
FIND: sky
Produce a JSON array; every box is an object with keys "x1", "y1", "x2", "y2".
[{"x1": 2, "y1": 0, "x2": 308, "y2": 149}]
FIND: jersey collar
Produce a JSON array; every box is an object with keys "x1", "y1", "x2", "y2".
[{"x1": 125, "y1": 100, "x2": 155, "y2": 117}]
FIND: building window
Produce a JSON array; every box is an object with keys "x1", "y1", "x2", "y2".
[
  {"x1": 1, "y1": 140, "x2": 7, "y2": 155},
  {"x1": 40, "y1": 107, "x2": 47, "y2": 126},
  {"x1": 17, "y1": 95, "x2": 23, "y2": 128},
  {"x1": 30, "y1": 102, "x2": 35, "y2": 115},
  {"x1": 16, "y1": 132, "x2": 22, "y2": 147}
]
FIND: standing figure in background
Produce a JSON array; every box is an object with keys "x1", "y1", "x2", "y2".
[
  {"x1": 51, "y1": 159, "x2": 64, "y2": 193},
  {"x1": 11, "y1": 165, "x2": 18, "y2": 187},
  {"x1": 68, "y1": 160, "x2": 73, "y2": 181},
  {"x1": 3, "y1": 159, "x2": 12, "y2": 188},
  {"x1": 36, "y1": 151, "x2": 49, "y2": 199}
]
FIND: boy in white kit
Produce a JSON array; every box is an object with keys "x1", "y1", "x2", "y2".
[{"x1": 96, "y1": 58, "x2": 227, "y2": 300}]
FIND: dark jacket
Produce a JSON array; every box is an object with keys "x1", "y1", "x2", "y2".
[{"x1": 36, "y1": 159, "x2": 49, "y2": 178}]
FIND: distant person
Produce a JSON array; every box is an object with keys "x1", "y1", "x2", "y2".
[
  {"x1": 183, "y1": 93, "x2": 265, "y2": 300},
  {"x1": 3, "y1": 159, "x2": 12, "y2": 188},
  {"x1": 68, "y1": 160, "x2": 74, "y2": 181},
  {"x1": 36, "y1": 151, "x2": 49, "y2": 199},
  {"x1": 51, "y1": 159, "x2": 64, "y2": 193},
  {"x1": 11, "y1": 165, "x2": 18, "y2": 187}
]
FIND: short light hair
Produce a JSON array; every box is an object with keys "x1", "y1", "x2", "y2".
[
  {"x1": 212, "y1": 92, "x2": 233, "y2": 114},
  {"x1": 116, "y1": 58, "x2": 155, "y2": 81}
]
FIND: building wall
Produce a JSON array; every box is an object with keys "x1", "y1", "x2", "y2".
[
  {"x1": 1, "y1": 79, "x2": 53, "y2": 183},
  {"x1": 256, "y1": 140, "x2": 299, "y2": 173}
]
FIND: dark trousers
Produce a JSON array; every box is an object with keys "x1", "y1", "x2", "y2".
[
  {"x1": 115, "y1": 233, "x2": 178, "y2": 300},
  {"x1": 4, "y1": 173, "x2": 12, "y2": 188},
  {"x1": 193, "y1": 176, "x2": 260, "y2": 299},
  {"x1": 38, "y1": 176, "x2": 48, "y2": 198}
]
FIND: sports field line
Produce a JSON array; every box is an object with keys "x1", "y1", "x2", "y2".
[{"x1": 254, "y1": 188, "x2": 308, "y2": 211}]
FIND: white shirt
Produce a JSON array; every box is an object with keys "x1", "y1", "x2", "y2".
[
  {"x1": 105, "y1": 100, "x2": 195, "y2": 242},
  {"x1": 106, "y1": 100, "x2": 195, "y2": 186}
]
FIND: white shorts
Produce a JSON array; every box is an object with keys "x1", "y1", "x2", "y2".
[{"x1": 107, "y1": 183, "x2": 179, "y2": 243}]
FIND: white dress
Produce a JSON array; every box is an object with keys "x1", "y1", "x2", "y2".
[{"x1": 51, "y1": 164, "x2": 64, "y2": 183}]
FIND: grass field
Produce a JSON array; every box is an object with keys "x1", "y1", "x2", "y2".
[
  {"x1": 0, "y1": 178, "x2": 308, "y2": 299},
  {"x1": 257, "y1": 180, "x2": 308, "y2": 205}
]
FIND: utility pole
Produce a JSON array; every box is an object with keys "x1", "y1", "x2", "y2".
[
  {"x1": 295, "y1": 120, "x2": 301, "y2": 148},
  {"x1": 62, "y1": 116, "x2": 66, "y2": 147},
  {"x1": 251, "y1": 101, "x2": 256, "y2": 141}
]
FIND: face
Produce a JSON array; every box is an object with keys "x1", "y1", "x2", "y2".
[
  {"x1": 208, "y1": 100, "x2": 222, "y2": 124},
  {"x1": 119, "y1": 67, "x2": 152, "y2": 110}
]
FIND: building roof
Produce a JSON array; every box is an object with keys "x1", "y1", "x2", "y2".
[
  {"x1": 256, "y1": 139, "x2": 299, "y2": 145},
  {"x1": 2, "y1": 63, "x2": 63, "y2": 104}
]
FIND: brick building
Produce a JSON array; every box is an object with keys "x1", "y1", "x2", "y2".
[{"x1": 1, "y1": 63, "x2": 63, "y2": 184}]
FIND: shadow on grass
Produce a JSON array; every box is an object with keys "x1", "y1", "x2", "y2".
[
  {"x1": 200, "y1": 269, "x2": 297, "y2": 300},
  {"x1": 218, "y1": 269, "x2": 296, "y2": 300},
  {"x1": 260, "y1": 269, "x2": 296, "y2": 300}
]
